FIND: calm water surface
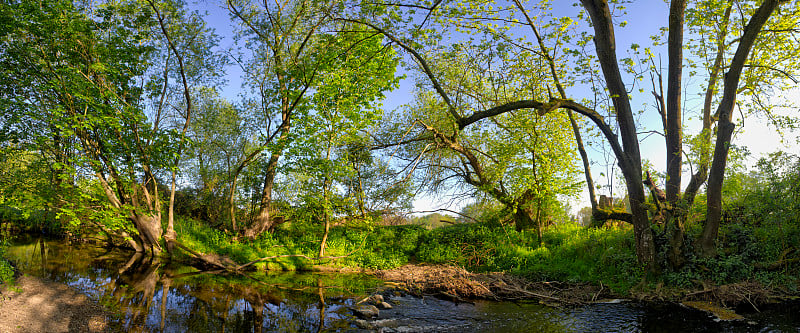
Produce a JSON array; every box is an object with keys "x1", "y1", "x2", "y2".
[{"x1": 5, "y1": 238, "x2": 800, "y2": 332}]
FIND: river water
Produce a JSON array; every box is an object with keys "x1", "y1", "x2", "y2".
[{"x1": 4, "y1": 238, "x2": 799, "y2": 332}]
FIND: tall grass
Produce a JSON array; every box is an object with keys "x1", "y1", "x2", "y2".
[
  {"x1": 0, "y1": 239, "x2": 14, "y2": 285},
  {"x1": 175, "y1": 217, "x2": 643, "y2": 292}
]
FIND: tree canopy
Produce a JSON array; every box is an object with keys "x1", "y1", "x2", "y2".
[{"x1": 1, "y1": 0, "x2": 798, "y2": 275}]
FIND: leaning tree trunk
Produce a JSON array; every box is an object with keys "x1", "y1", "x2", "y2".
[
  {"x1": 581, "y1": 0, "x2": 656, "y2": 269},
  {"x1": 702, "y1": 0, "x2": 782, "y2": 258},
  {"x1": 165, "y1": 170, "x2": 179, "y2": 256},
  {"x1": 131, "y1": 212, "x2": 163, "y2": 255},
  {"x1": 568, "y1": 111, "x2": 598, "y2": 212},
  {"x1": 244, "y1": 153, "x2": 280, "y2": 239}
]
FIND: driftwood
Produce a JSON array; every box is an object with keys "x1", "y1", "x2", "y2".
[{"x1": 171, "y1": 241, "x2": 237, "y2": 270}]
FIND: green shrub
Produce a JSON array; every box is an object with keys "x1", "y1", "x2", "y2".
[{"x1": 0, "y1": 240, "x2": 14, "y2": 285}]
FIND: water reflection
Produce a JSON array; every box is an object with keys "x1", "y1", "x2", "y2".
[
  {"x1": 7, "y1": 238, "x2": 373, "y2": 332},
  {"x1": 6, "y1": 238, "x2": 800, "y2": 332}
]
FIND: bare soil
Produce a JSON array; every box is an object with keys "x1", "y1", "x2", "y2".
[{"x1": 0, "y1": 275, "x2": 113, "y2": 333}]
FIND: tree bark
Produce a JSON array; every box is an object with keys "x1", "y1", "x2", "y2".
[
  {"x1": 703, "y1": 0, "x2": 783, "y2": 258},
  {"x1": 568, "y1": 111, "x2": 598, "y2": 211},
  {"x1": 229, "y1": 174, "x2": 239, "y2": 231},
  {"x1": 244, "y1": 153, "x2": 280, "y2": 239},
  {"x1": 581, "y1": 0, "x2": 655, "y2": 268},
  {"x1": 665, "y1": 0, "x2": 686, "y2": 205},
  {"x1": 663, "y1": 0, "x2": 687, "y2": 268},
  {"x1": 166, "y1": 171, "x2": 179, "y2": 255}
]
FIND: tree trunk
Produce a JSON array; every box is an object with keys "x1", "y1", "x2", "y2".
[
  {"x1": 625, "y1": 174, "x2": 656, "y2": 268},
  {"x1": 665, "y1": 0, "x2": 686, "y2": 205},
  {"x1": 661, "y1": 0, "x2": 687, "y2": 268},
  {"x1": 702, "y1": 0, "x2": 782, "y2": 258},
  {"x1": 568, "y1": 111, "x2": 598, "y2": 211},
  {"x1": 581, "y1": 0, "x2": 656, "y2": 269},
  {"x1": 244, "y1": 153, "x2": 280, "y2": 239},
  {"x1": 229, "y1": 174, "x2": 239, "y2": 232},
  {"x1": 228, "y1": 149, "x2": 265, "y2": 233},
  {"x1": 165, "y1": 170, "x2": 178, "y2": 256},
  {"x1": 131, "y1": 213, "x2": 163, "y2": 255},
  {"x1": 513, "y1": 204, "x2": 536, "y2": 233}
]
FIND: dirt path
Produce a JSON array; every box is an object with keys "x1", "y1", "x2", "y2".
[{"x1": 0, "y1": 275, "x2": 112, "y2": 333}]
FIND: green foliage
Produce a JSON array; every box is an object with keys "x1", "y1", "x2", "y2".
[
  {"x1": 663, "y1": 152, "x2": 800, "y2": 289},
  {"x1": 409, "y1": 213, "x2": 457, "y2": 230},
  {"x1": 418, "y1": 214, "x2": 774, "y2": 294},
  {"x1": 0, "y1": 240, "x2": 14, "y2": 285},
  {"x1": 414, "y1": 222, "x2": 643, "y2": 292},
  {"x1": 175, "y1": 216, "x2": 425, "y2": 271}
]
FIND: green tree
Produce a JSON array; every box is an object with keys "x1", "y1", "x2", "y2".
[
  {"x1": 228, "y1": 0, "x2": 332, "y2": 239},
  {"x1": 0, "y1": 0, "x2": 220, "y2": 255},
  {"x1": 287, "y1": 26, "x2": 401, "y2": 256},
  {"x1": 344, "y1": 0, "x2": 798, "y2": 269}
]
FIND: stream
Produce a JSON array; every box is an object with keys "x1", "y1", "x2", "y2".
[{"x1": 4, "y1": 238, "x2": 800, "y2": 332}]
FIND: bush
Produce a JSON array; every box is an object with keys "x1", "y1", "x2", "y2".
[{"x1": 0, "y1": 240, "x2": 14, "y2": 285}]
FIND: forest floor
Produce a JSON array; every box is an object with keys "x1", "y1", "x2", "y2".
[{"x1": 0, "y1": 275, "x2": 113, "y2": 333}]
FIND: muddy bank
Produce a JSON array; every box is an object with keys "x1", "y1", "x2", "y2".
[
  {"x1": 0, "y1": 275, "x2": 113, "y2": 333},
  {"x1": 373, "y1": 264, "x2": 797, "y2": 309},
  {"x1": 373, "y1": 264, "x2": 611, "y2": 305}
]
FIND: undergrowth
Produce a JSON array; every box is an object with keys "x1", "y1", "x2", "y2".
[
  {"x1": 175, "y1": 217, "x2": 643, "y2": 293},
  {"x1": 0, "y1": 239, "x2": 14, "y2": 285}
]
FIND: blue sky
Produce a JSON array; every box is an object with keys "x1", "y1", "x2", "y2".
[{"x1": 193, "y1": 0, "x2": 799, "y2": 215}]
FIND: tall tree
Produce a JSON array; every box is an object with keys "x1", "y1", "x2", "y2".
[
  {"x1": 229, "y1": 0, "x2": 401, "y2": 240},
  {"x1": 0, "y1": 0, "x2": 220, "y2": 255},
  {"x1": 345, "y1": 0, "x2": 797, "y2": 269},
  {"x1": 287, "y1": 26, "x2": 400, "y2": 255},
  {"x1": 228, "y1": 0, "x2": 331, "y2": 239}
]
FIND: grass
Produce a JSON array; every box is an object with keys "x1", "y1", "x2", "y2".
[
  {"x1": 174, "y1": 217, "x2": 644, "y2": 293},
  {"x1": 0, "y1": 240, "x2": 15, "y2": 286},
  {"x1": 175, "y1": 213, "x2": 799, "y2": 296},
  {"x1": 174, "y1": 217, "x2": 426, "y2": 271},
  {"x1": 415, "y1": 222, "x2": 643, "y2": 293}
]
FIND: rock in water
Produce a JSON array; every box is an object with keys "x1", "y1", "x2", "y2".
[
  {"x1": 368, "y1": 294, "x2": 384, "y2": 304},
  {"x1": 351, "y1": 304, "x2": 380, "y2": 319}
]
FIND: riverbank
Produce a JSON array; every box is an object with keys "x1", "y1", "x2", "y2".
[
  {"x1": 0, "y1": 275, "x2": 112, "y2": 333},
  {"x1": 171, "y1": 218, "x2": 799, "y2": 302},
  {"x1": 371, "y1": 264, "x2": 797, "y2": 309},
  {"x1": 3, "y1": 215, "x2": 798, "y2": 318}
]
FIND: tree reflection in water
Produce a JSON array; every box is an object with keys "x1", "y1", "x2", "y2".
[{"x1": 6, "y1": 238, "x2": 373, "y2": 332}]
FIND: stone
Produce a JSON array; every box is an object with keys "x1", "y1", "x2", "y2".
[
  {"x1": 353, "y1": 319, "x2": 373, "y2": 329},
  {"x1": 351, "y1": 304, "x2": 380, "y2": 319},
  {"x1": 378, "y1": 301, "x2": 393, "y2": 309},
  {"x1": 369, "y1": 294, "x2": 384, "y2": 304}
]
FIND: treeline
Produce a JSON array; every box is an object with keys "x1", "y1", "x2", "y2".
[{"x1": 1, "y1": 0, "x2": 799, "y2": 278}]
